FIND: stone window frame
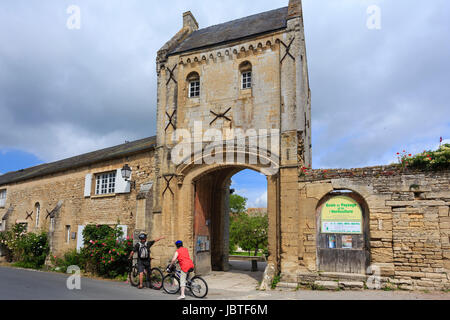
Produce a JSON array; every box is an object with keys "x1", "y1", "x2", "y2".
[
  {"x1": 35, "y1": 202, "x2": 40, "y2": 228},
  {"x1": 187, "y1": 71, "x2": 200, "y2": 98},
  {"x1": 239, "y1": 61, "x2": 253, "y2": 90},
  {"x1": 0, "y1": 189, "x2": 6, "y2": 208},
  {"x1": 95, "y1": 171, "x2": 116, "y2": 195},
  {"x1": 66, "y1": 225, "x2": 71, "y2": 244}
]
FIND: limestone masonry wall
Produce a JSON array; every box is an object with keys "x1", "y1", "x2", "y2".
[
  {"x1": 0, "y1": 151, "x2": 156, "y2": 258},
  {"x1": 291, "y1": 166, "x2": 450, "y2": 290}
]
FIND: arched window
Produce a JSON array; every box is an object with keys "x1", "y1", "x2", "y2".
[
  {"x1": 187, "y1": 72, "x2": 200, "y2": 98},
  {"x1": 35, "y1": 203, "x2": 40, "y2": 228},
  {"x1": 239, "y1": 61, "x2": 252, "y2": 89}
]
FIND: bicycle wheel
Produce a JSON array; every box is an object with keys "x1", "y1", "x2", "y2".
[
  {"x1": 149, "y1": 268, "x2": 164, "y2": 290},
  {"x1": 162, "y1": 274, "x2": 180, "y2": 294},
  {"x1": 129, "y1": 265, "x2": 140, "y2": 287},
  {"x1": 189, "y1": 276, "x2": 208, "y2": 298}
]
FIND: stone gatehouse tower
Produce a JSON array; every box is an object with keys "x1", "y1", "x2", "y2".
[{"x1": 153, "y1": 0, "x2": 311, "y2": 274}]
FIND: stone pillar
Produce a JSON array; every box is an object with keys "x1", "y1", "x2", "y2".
[
  {"x1": 279, "y1": 167, "x2": 300, "y2": 282},
  {"x1": 267, "y1": 174, "x2": 280, "y2": 269},
  {"x1": 221, "y1": 180, "x2": 232, "y2": 272}
]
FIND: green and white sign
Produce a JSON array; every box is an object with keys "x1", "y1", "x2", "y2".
[{"x1": 321, "y1": 196, "x2": 363, "y2": 234}]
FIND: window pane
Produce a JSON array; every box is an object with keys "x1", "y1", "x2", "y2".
[
  {"x1": 190, "y1": 81, "x2": 200, "y2": 97},
  {"x1": 242, "y1": 72, "x2": 252, "y2": 89},
  {"x1": 95, "y1": 172, "x2": 116, "y2": 194}
]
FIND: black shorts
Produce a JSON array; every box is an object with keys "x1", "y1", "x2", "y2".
[{"x1": 137, "y1": 260, "x2": 151, "y2": 273}]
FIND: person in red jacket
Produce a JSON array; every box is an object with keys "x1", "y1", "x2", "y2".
[{"x1": 169, "y1": 240, "x2": 194, "y2": 300}]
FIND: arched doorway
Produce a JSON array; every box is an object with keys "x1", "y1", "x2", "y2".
[
  {"x1": 176, "y1": 158, "x2": 279, "y2": 276},
  {"x1": 192, "y1": 166, "x2": 269, "y2": 274},
  {"x1": 316, "y1": 190, "x2": 370, "y2": 274}
]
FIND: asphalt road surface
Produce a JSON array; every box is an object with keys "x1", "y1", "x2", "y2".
[
  {"x1": 0, "y1": 265, "x2": 170, "y2": 300},
  {"x1": 1, "y1": 263, "x2": 449, "y2": 300}
]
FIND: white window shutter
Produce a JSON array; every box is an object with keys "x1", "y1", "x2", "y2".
[
  {"x1": 115, "y1": 169, "x2": 131, "y2": 194},
  {"x1": 118, "y1": 225, "x2": 128, "y2": 240},
  {"x1": 76, "y1": 225, "x2": 85, "y2": 253},
  {"x1": 84, "y1": 174, "x2": 92, "y2": 197}
]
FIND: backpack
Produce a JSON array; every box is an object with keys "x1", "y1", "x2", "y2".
[{"x1": 138, "y1": 242, "x2": 149, "y2": 259}]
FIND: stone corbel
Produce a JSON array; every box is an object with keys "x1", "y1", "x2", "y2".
[{"x1": 176, "y1": 174, "x2": 185, "y2": 186}]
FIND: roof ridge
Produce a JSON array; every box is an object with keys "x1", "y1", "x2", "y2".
[
  {"x1": 0, "y1": 136, "x2": 156, "y2": 186},
  {"x1": 194, "y1": 6, "x2": 288, "y2": 34},
  {"x1": 169, "y1": 6, "x2": 289, "y2": 56}
]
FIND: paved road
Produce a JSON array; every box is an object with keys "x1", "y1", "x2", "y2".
[
  {"x1": 1, "y1": 263, "x2": 449, "y2": 300},
  {"x1": 0, "y1": 265, "x2": 170, "y2": 300}
]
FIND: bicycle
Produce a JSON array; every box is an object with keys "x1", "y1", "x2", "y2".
[
  {"x1": 128, "y1": 258, "x2": 164, "y2": 290},
  {"x1": 162, "y1": 264, "x2": 208, "y2": 298}
]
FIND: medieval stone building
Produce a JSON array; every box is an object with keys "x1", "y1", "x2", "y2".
[{"x1": 1, "y1": 0, "x2": 449, "y2": 291}]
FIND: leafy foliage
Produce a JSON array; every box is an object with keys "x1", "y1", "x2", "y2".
[
  {"x1": 0, "y1": 223, "x2": 49, "y2": 269},
  {"x1": 406, "y1": 144, "x2": 450, "y2": 171},
  {"x1": 229, "y1": 194, "x2": 247, "y2": 214},
  {"x1": 80, "y1": 224, "x2": 134, "y2": 278},
  {"x1": 271, "y1": 274, "x2": 281, "y2": 289},
  {"x1": 51, "y1": 249, "x2": 86, "y2": 273},
  {"x1": 230, "y1": 211, "x2": 268, "y2": 256}
]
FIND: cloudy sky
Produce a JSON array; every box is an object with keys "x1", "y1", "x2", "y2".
[{"x1": 1, "y1": 0, "x2": 449, "y2": 207}]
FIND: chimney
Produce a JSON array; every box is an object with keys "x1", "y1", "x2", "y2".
[
  {"x1": 287, "y1": 0, "x2": 302, "y2": 19},
  {"x1": 183, "y1": 11, "x2": 199, "y2": 31}
]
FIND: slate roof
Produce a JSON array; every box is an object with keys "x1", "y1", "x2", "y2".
[
  {"x1": 169, "y1": 6, "x2": 289, "y2": 56},
  {"x1": 0, "y1": 136, "x2": 156, "y2": 186}
]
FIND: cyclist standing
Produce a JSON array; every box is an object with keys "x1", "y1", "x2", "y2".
[
  {"x1": 168, "y1": 240, "x2": 194, "y2": 300},
  {"x1": 129, "y1": 233, "x2": 165, "y2": 289}
]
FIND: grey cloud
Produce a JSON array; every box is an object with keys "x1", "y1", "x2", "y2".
[{"x1": 0, "y1": 0, "x2": 448, "y2": 169}]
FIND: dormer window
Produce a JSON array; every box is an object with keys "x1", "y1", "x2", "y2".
[
  {"x1": 239, "y1": 61, "x2": 252, "y2": 89},
  {"x1": 187, "y1": 72, "x2": 200, "y2": 98}
]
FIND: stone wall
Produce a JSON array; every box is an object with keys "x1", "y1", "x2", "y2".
[{"x1": 285, "y1": 166, "x2": 450, "y2": 290}]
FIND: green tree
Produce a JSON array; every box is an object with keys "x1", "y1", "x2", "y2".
[
  {"x1": 229, "y1": 194, "x2": 247, "y2": 214},
  {"x1": 229, "y1": 204, "x2": 268, "y2": 271}
]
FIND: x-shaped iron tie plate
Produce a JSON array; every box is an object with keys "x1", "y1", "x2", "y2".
[
  {"x1": 280, "y1": 37, "x2": 296, "y2": 64},
  {"x1": 166, "y1": 64, "x2": 178, "y2": 86},
  {"x1": 25, "y1": 211, "x2": 33, "y2": 220},
  {"x1": 165, "y1": 110, "x2": 177, "y2": 131},
  {"x1": 210, "y1": 107, "x2": 232, "y2": 126},
  {"x1": 162, "y1": 175, "x2": 175, "y2": 196}
]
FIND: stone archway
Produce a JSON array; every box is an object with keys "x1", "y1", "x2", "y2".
[{"x1": 175, "y1": 159, "x2": 280, "y2": 276}]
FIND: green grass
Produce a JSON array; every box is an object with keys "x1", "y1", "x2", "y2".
[
  {"x1": 114, "y1": 273, "x2": 128, "y2": 282},
  {"x1": 12, "y1": 261, "x2": 43, "y2": 270},
  {"x1": 230, "y1": 251, "x2": 265, "y2": 257},
  {"x1": 271, "y1": 274, "x2": 281, "y2": 289},
  {"x1": 310, "y1": 283, "x2": 326, "y2": 291}
]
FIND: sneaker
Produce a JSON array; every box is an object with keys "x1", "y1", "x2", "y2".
[{"x1": 177, "y1": 296, "x2": 186, "y2": 300}]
